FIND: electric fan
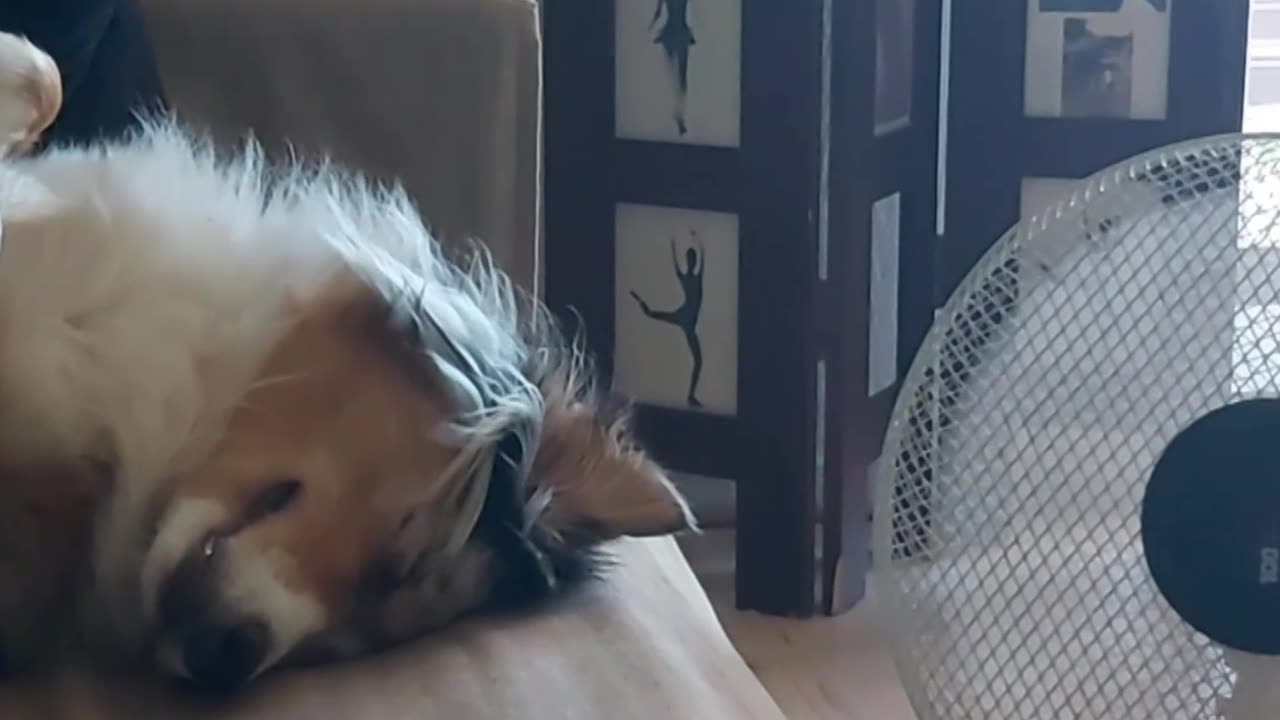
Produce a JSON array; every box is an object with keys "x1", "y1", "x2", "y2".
[{"x1": 871, "y1": 133, "x2": 1280, "y2": 720}]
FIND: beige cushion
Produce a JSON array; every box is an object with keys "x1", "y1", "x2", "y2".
[
  {"x1": 138, "y1": 0, "x2": 544, "y2": 292},
  {"x1": 0, "y1": 538, "x2": 786, "y2": 719}
]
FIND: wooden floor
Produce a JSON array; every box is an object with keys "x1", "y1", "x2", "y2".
[{"x1": 680, "y1": 530, "x2": 916, "y2": 720}]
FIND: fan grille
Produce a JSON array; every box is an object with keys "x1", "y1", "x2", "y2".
[{"x1": 872, "y1": 135, "x2": 1280, "y2": 719}]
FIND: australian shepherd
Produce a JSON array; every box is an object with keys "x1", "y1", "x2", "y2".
[{"x1": 0, "y1": 33, "x2": 694, "y2": 695}]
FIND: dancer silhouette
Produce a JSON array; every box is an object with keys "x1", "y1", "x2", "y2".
[
  {"x1": 650, "y1": 0, "x2": 694, "y2": 136},
  {"x1": 630, "y1": 236, "x2": 705, "y2": 408}
]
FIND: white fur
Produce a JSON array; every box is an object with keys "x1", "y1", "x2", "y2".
[
  {"x1": 0, "y1": 38, "x2": 546, "y2": 662},
  {"x1": 223, "y1": 546, "x2": 328, "y2": 676}
]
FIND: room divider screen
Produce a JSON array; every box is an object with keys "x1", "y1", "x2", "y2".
[{"x1": 541, "y1": 0, "x2": 1248, "y2": 618}]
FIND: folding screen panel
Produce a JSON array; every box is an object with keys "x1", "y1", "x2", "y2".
[
  {"x1": 821, "y1": 0, "x2": 944, "y2": 613},
  {"x1": 542, "y1": 0, "x2": 826, "y2": 616},
  {"x1": 544, "y1": 0, "x2": 1215, "y2": 615}
]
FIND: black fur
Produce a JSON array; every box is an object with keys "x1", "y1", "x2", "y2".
[
  {"x1": 379, "y1": 273, "x2": 608, "y2": 611},
  {"x1": 473, "y1": 431, "x2": 602, "y2": 612}
]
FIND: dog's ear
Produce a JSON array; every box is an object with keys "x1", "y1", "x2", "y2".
[{"x1": 528, "y1": 391, "x2": 697, "y2": 542}]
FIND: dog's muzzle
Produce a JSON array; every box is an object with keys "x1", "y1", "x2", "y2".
[{"x1": 156, "y1": 535, "x2": 270, "y2": 695}]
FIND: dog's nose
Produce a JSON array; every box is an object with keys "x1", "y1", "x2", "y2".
[{"x1": 181, "y1": 620, "x2": 268, "y2": 695}]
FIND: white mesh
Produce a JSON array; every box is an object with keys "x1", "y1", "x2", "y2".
[{"x1": 872, "y1": 133, "x2": 1280, "y2": 720}]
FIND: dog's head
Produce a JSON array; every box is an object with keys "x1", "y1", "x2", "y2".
[{"x1": 137, "y1": 265, "x2": 694, "y2": 695}]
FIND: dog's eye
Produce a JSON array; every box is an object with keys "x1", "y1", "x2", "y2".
[{"x1": 249, "y1": 478, "x2": 303, "y2": 519}]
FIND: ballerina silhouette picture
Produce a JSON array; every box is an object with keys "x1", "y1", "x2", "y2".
[
  {"x1": 630, "y1": 234, "x2": 706, "y2": 408},
  {"x1": 650, "y1": 0, "x2": 695, "y2": 136}
]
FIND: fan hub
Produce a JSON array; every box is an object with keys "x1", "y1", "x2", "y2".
[{"x1": 1143, "y1": 397, "x2": 1280, "y2": 656}]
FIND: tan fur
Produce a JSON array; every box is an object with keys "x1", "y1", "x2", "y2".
[
  {"x1": 139, "y1": 278, "x2": 698, "y2": 675},
  {"x1": 166, "y1": 279, "x2": 463, "y2": 614},
  {"x1": 532, "y1": 386, "x2": 696, "y2": 539}
]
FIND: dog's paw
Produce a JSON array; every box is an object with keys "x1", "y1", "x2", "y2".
[{"x1": 0, "y1": 33, "x2": 61, "y2": 158}]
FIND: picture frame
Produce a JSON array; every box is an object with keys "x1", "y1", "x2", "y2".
[
  {"x1": 1024, "y1": 0, "x2": 1171, "y2": 120},
  {"x1": 613, "y1": 202, "x2": 740, "y2": 416},
  {"x1": 614, "y1": 0, "x2": 743, "y2": 146}
]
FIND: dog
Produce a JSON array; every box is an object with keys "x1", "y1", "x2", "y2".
[{"x1": 0, "y1": 33, "x2": 695, "y2": 695}]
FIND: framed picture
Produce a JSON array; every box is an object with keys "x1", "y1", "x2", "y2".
[
  {"x1": 1024, "y1": 0, "x2": 1171, "y2": 120},
  {"x1": 615, "y1": 0, "x2": 743, "y2": 146},
  {"x1": 613, "y1": 203, "x2": 740, "y2": 415},
  {"x1": 875, "y1": 0, "x2": 916, "y2": 135}
]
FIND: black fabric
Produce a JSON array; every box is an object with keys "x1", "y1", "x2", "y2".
[{"x1": 0, "y1": 0, "x2": 166, "y2": 147}]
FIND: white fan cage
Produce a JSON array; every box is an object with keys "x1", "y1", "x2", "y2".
[{"x1": 871, "y1": 133, "x2": 1280, "y2": 720}]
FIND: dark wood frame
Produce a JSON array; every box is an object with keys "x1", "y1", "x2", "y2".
[
  {"x1": 542, "y1": 0, "x2": 826, "y2": 616},
  {"x1": 821, "y1": 0, "x2": 944, "y2": 613}
]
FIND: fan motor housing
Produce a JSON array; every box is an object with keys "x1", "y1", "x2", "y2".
[{"x1": 1142, "y1": 397, "x2": 1280, "y2": 656}]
